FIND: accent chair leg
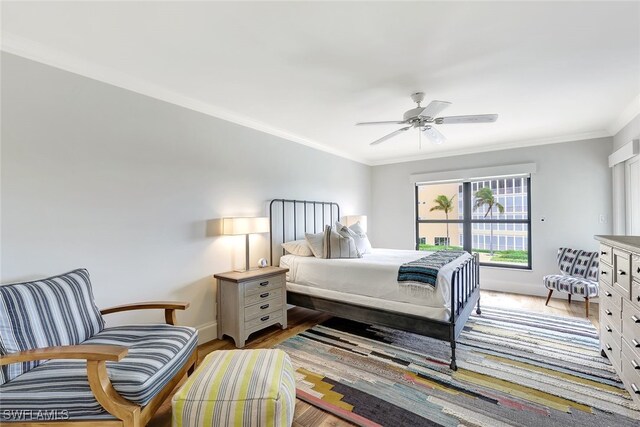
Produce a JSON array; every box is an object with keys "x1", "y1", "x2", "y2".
[
  {"x1": 450, "y1": 341, "x2": 457, "y2": 371},
  {"x1": 568, "y1": 294, "x2": 572, "y2": 304},
  {"x1": 476, "y1": 297, "x2": 482, "y2": 315},
  {"x1": 585, "y1": 296, "x2": 589, "y2": 318},
  {"x1": 545, "y1": 290, "x2": 553, "y2": 306}
]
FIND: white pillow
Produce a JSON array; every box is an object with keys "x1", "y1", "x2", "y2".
[
  {"x1": 336, "y1": 221, "x2": 372, "y2": 254},
  {"x1": 281, "y1": 239, "x2": 313, "y2": 257},
  {"x1": 304, "y1": 231, "x2": 325, "y2": 258},
  {"x1": 324, "y1": 225, "x2": 361, "y2": 259}
]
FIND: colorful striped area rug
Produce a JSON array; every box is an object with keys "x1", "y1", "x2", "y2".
[{"x1": 275, "y1": 306, "x2": 640, "y2": 426}]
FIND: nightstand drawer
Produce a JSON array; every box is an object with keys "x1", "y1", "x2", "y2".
[
  {"x1": 600, "y1": 244, "x2": 613, "y2": 266},
  {"x1": 245, "y1": 288, "x2": 283, "y2": 306},
  {"x1": 244, "y1": 275, "x2": 285, "y2": 297},
  {"x1": 245, "y1": 310, "x2": 283, "y2": 330},
  {"x1": 245, "y1": 299, "x2": 283, "y2": 321},
  {"x1": 600, "y1": 281, "x2": 622, "y2": 312}
]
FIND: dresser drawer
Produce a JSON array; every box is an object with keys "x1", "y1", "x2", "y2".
[
  {"x1": 599, "y1": 281, "x2": 622, "y2": 312},
  {"x1": 601, "y1": 315, "x2": 621, "y2": 348},
  {"x1": 621, "y1": 341, "x2": 640, "y2": 405},
  {"x1": 245, "y1": 310, "x2": 283, "y2": 331},
  {"x1": 622, "y1": 299, "x2": 640, "y2": 345},
  {"x1": 613, "y1": 249, "x2": 631, "y2": 298},
  {"x1": 244, "y1": 275, "x2": 285, "y2": 297},
  {"x1": 602, "y1": 325, "x2": 622, "y2": 371},
  {"x1": 599, "y1": 263, "x2": 612, "y2": 285},
  {"x1": 632, "y1": 253, "x2": 640, "y2": 283},
  {"x1": 244, "y1": 299, "x2": 283, "y2": 321},
  {"x1": 600, "y1": 295, "x2": 622, "y2": 333},
  {"x1": 632, "y1": 281, "x2": 640, "y2": 308},
  {"x1": 244, "y1": 287, "x2": 283, "y2": 306},
  {"x1": 600, "y1": 244, "x2": 613, "y2": 266}
]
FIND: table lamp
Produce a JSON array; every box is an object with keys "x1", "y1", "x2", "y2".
[
  {"x1": 222, "y1": 217, "x2": 270, "y2": 271},
  {"x1": 342, "y1": 215, "x2": 367, "y2": 232}
]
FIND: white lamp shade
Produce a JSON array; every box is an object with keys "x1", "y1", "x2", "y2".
[
  {"x1": 222, "y1": 217, "x2": 269, "y2": 235},
  {"x1": 342, "y1": 215, "x2": 367, "y2": 232}
]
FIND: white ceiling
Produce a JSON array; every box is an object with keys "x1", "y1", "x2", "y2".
[{"x1": 2, "y1": 1, "x2": 639, "y2": 165}]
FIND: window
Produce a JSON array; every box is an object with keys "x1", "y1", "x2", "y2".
[{"x1": 416, "y1": 175, "x2": 531, "y2": 269}]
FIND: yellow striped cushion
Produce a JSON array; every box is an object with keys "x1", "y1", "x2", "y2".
[{"x1": 172, "y1": 349, "x2": 295, "y2": 427}]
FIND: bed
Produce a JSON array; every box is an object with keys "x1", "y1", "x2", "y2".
[{"x1": 269, "y1": 199, "x2": 480, "y2": 370}]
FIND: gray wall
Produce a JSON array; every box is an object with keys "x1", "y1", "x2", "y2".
[
  {"x1": 0, "y1": 53, "x2": 371, "y2": 341},
  {"x1": 370, "y1": 137, "x2": 613, "y2": 297},
  {"x1": 614, "y1": 113, "x2": 640, "y2": 150}
]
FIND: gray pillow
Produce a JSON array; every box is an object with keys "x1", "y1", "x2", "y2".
[{"x1": 304, "y1": 231, "x2": 325, "y2": 258}]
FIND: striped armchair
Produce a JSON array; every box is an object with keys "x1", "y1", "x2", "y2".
[
  {"x1": 543, "y1": 248, "x2": 599, "y2": 317},
  {"x1": 0, "y1": 269, "x2": 198, "y2": 427}
]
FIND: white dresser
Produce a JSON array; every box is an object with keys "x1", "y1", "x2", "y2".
[
  {"x1": 595, "y1": 235, "x2": 640, "y2": 405},
  {"x1": 215, "y1": 267, "x2": 288, "y2": 348}
]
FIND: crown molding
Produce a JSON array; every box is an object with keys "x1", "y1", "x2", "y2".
[
  {"x1": 1, "y1": 33, "x2": 368, "y2": 165},
  {"x1": 368, "y1": 130, "x2": 612, "y2": 166},
  {"x1": 608, "y1": 93, "x2": 640, "y2": 136}
]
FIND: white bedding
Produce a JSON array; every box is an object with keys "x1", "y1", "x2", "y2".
[{"x1": 280, "y1": 248, "x2": 472, "y2": 321}]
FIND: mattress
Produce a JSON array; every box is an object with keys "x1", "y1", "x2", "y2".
[{"x1": 280, "y1": 248, "x2": 472, "y2": 321}]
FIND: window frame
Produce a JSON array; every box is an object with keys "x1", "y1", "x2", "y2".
[{"x1": 415, "y1": 176, "x2": 532, "y2": 270}]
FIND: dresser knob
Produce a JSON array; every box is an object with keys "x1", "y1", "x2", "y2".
[
  {"x1": 633, "y1": 360, "x2": 640, "y2": 370},
  {"x1": 259, "y1": 292, "x2": 270, "y2": 298},
  {"x1": 606, "y1": 309, "x2": 612, "y2": 316},
  {"x1": 606, "y1": 344, "x2": 612, "y2": 351},
  {"x1": 605, "y1": 291, "x2": 612, "y2": 297},
  {"x1": 601, "y1": 251, "x2": 607, "y2": 255},
  {"x1": 632, "y1": 315, "x2": 640, "y2": 323},
  {"x1": 632, "y1": 383, "x2": 640, "y2": 394},
  {"x1": 260, "y1": 304, "x2": 269, "y2": 310},
  {"x1": 633, "y1": 339, "x2": 640, "y2": 348},
  {"x1": 601, "y1": 271, "x2": 607, "y2": 275},
  {"x1": 606, "y1": 325, "x2": 612, "y2": 332},
  {"x1": 259, "y1": 281, "x2": 270, "y2": 287},
  {"x1": 618, "y1": 270, "x2": 626, "y2": 276},
  {"x1": 260, "y1": 315, "x2": 270, "y2": 322}
]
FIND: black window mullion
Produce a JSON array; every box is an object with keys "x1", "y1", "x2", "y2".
[{"x1": 463, "y1": 181, "x2": 472, "y2": 254}]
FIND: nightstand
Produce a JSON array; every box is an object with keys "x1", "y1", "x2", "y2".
[{"x1": 214, "y1": 267, "x2": 289, "y2": 348}]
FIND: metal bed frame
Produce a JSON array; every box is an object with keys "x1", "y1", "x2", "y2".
[{"x1": 269, "y1": 198, "x2": 481, "y2": 370}]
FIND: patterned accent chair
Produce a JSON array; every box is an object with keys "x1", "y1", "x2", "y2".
[
  {"x1": 543, "y1": 248, "x2": 599, "y2": 317},
  {"x1": 0, "y1": 268, "x2": 198, "y2": 427}
]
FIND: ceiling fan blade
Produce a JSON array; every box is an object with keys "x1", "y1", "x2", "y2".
[
  {"x1": 436, "y1": 114, "x2": 498, "y2": 124},
  {"x1": 369, "y1": 126, "x2": 412, "y2": 146},
  {"x1": 422, "y1": 126, "x2": 446, "y2": 145},
  {"x1": 356, "y1": 121, "x2": 406, "y2": 126},
  {"x1": 420, "y1": 100, "x2": 452, "y2": 119}
]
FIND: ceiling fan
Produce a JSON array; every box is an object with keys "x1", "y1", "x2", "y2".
[{"x1": 356, "y1": 92, "x2": 498, "y2": 146}]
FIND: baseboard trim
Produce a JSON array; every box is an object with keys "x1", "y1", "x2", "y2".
[{"x1": 196, "y1": 321, "x2": 217, "y2": 345}]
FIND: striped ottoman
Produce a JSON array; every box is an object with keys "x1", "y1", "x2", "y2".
[{"x1": 172, "y1": 349, "x2": 296, "y2": 427}]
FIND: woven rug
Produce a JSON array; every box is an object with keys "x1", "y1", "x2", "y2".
[{"x1": 275, "y1": 306, "x2": 640, "y2": 426}]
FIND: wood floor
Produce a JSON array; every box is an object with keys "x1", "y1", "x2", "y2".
[{"x1": 148, "y1": 290, "x2": 599, "y2": 427}]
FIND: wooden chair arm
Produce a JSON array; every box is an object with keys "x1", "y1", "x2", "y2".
[
  {"x1": 0, "y1": 344, "x2": 128, "y2": 366},
  {"x1": 100, "y1": 301, "x2": 190, "y2": 325}
]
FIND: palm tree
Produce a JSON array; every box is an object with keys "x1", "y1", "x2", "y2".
[
  {"x1": 430, "y1": 194, "x2": 456, "y2": 248},
  {"x1": 473, "y1": 187, "x2": 505, "y2": 256}
]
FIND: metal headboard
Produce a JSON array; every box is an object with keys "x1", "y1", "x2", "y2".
[{"x1": 269, "y1": 199, "x2": 340, "y2": 266}]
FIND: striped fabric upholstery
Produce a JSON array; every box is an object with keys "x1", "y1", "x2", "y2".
[
  {"x1": 0, "y1": 269, "x2": 105, "y2": 384},
  {"x1": 0, "y1": 324, "x2": 198, "y2": 419},
  {"x1": 172, "y1": 349, "x2": 295, "y2": 427},
  {"x1": 543, "y1": 274, "x2": 599, "y2": 297}
]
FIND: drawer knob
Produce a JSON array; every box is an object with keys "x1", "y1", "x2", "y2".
[
  {"x1": 601, "y1": 251, "x2": 607, "y2": 255},
  {"x1": 632, "y1": 384, "x2": 640, "y2": 394},
  {"x1": 632, "y1": 315, "x2": 640, "y2": 323},
  {"x1": 604, "y1": 291, "x2": 612, "y2": 297},
  {"x1": 606, "y1": 325, "x2": 612, "y2": 332},
  {"x1": 633, "y1": 359, "x2": 640, "y2": 370},
  {"x1": 618, "y1": 270, "x2": 626, "y2": 276},
  {"x1": 606, "y1": 309, "x2": 612, "y2": 316},
  {"x1": 260, "y1": 315, "x2": 270, "y2": 322},
  {"x1": 259, "y1": 292, "x2": 270, "y2": 298},
  {"x1": 633, "y1": 339, "x2": 640, "y2": 348},
  {"x1": 606, "y1": 344, "x2": 612, "y2": 351},
  {"x1": 260, "y1": 304, "x2": 270, "y2": 310},
  {"x1": 260, "y1": 281, "x2": 270, "y2": 287},
  {"x1": 637, "y1": 295, "x2": 640, "y2": 302}
]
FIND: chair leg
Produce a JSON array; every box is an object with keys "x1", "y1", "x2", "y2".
[
  {"x1": 545, "y1": 290, "x2": 553, "y2": 306},
  {"x1": 585, "y1": 297, "x2": 589, "y2": 318},
  {"x1": 568, "y1": 294, "x2": 572, "y2": 304}
]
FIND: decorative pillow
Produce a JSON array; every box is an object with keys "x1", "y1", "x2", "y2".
[
  {"x1": 281, "y1": 239, "x2": 313, "y2": 257},
  {"x1": 304, "y1": 231, "x2": 325, "y2": 258},
  {"x1": 336, "y1": 221, "x2": 372, "y2": 254},
  {"x1": 323, "y1": 225, "x2": 361, "y2": 259},
  {"x1": 0, "y1": 268, "x2": 105, "y2": 384}
]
